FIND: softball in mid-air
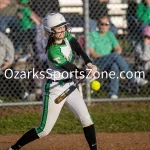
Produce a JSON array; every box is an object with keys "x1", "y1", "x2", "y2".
[{"x1": 90, "y1": 80, "x2": 101, "y2": 91}]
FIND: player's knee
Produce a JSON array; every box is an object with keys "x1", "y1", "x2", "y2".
[
  {"x1": 37, "y1": 129, "x2": 51, "y2": 138},
  {"x1": 41, "y1": 130, "x2": 50, "y2": 137},
  {"x1": 81, "y1": 115, "x2": 94, "y2": 127}
]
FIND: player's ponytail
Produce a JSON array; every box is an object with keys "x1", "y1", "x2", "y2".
[{"x1": 45, "y1": 36, "x2": 55, "y2": 53}]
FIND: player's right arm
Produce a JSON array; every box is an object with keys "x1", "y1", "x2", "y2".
[{"x1": 69, "y1": 35, "x2": 97, "y2": 76}]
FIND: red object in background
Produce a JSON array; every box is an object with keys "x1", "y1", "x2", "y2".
[{"x1": 77, "y1": 35, "x2": 85, "y2": 49}]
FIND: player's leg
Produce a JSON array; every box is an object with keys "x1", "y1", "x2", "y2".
[
  {"x1": 8, "y1": 81, "x2": 67, "y2": 150},
  {"x1": 36, "y1": 82, "x2": 67, "y2": 138},
  {"x1": 65, "y1": 89, "x2": 97, "y2": 150}
]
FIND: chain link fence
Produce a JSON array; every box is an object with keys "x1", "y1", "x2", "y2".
[{"x1": 0, "y1": 0, "x2": 150, "y2": 103}]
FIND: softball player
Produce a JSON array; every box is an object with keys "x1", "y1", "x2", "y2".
[{"x1": 7, "y1": 12, "x2": 97, "y2": 150}]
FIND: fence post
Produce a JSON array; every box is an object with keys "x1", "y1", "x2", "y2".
[{"x1": 84, "y1": 0, "x2": 91, "y2": 105}]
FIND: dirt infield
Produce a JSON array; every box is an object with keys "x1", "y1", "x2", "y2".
[
  {"x1": 0, "y1": 104, "x2": 150, "y2": 150},
  {"x1": 1, "y1": 132, "x2": 150, "y2": 150}
]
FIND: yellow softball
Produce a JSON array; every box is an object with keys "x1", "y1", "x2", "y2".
[{"x1": 90, "y1": 80, "x2": 101, "y2": 91}]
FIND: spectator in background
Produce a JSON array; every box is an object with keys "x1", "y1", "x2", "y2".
[
  {"x1": 35, "y1": 24, "x2": 48, "y2": 69},
  {"x1": 0, "y1": 0, "x2": 22, "y2": 53},
  {"x1": 16, "y1": 0, "x2": 41, "y2": 54},
  {"x1": 88, "y1": 0, "x2": 117, "y2": 34},
  {"x1": 0, "y1": 0, "x2": 11, "y2": 9},
  {"x1": 89, "y1": 0, "x2": 108, "y2": 32},
  {"x1": 89, "y1": 16, "x2": 148, "y2": 99},
  {"x1": 0, "y1": 30, "x2": 14, "y2": 101},
  {"x1": 135, "y1": 26, "x2": 150, "y2": 75},
  {"x1": 136, "y1": 0, "x2": 150, "y2": 31},
  {"x1": 0, "y1": 0, "x2": 17, "y2": 33},
  {"x1": 33, "y1": 24, "x2": 48, "y2": 101},
  {"x1": 0, "y1": 30, "x2": 31, "y2": 101},
  {"x1": 127, "y1": 0, "x2": 140, "y2": 40},
  {"x1": 0, "y1": 30, "x2": 14, "y2": 74}
]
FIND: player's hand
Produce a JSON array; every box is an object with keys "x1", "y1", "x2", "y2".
[{"x1": 87, "y1": 63, "x2": 97, "y2": 77}]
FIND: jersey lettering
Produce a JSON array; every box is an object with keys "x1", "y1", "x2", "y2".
[
  {"x1": 60, "y1": 45, "x2": 72, "y2": 61},
  {"x1": 54, "y1": 57, "x2": 61, "y2": 63}
]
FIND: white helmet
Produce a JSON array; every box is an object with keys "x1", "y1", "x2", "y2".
[{"x1": 43, "y1": 12, "x2": 69, "y2": 34}]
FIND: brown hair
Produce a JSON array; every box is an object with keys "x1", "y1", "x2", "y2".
[{"x1": 45, "y1": 36, "x2": 55, "y2": 53}]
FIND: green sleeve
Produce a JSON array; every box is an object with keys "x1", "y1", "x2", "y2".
[
  {"x1": 136, "y1": 3, "x2": 145, "y2": 21},
  {"x1": 89, "y1": 32, "x2": 96, "y2": 49},
  {"x1": 65, "y1": 31, "x2": 73, "y2": 41},
  {"x1": 48, "y1": 46, "x2": 68, "y2": 67},
  {"x1": 136, "y1": 3, "x2": 150, "y2": 23},
  {"x1": 108, "y1": 31, "x2": 119, "y2": 48},
  {"x1": 24, "y1": 7, "x2": 32, "y2": 17}
]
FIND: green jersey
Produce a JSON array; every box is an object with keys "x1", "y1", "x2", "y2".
[{"x1": 47, "y1": 34, "x2": 74, "y2": 80}]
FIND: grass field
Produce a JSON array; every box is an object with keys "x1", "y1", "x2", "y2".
[{"x1": 0, "y1": 102, "x2": 150, "y2": 135}]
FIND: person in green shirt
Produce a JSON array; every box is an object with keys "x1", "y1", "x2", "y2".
[
  {"x1": 89, "y1": 16, "x2": 148, "y2": 99},
  {"x1": 16, "y1": 0, "x2": 41, "y2": 54},
  {"x1": 88, "y1": 0, "x2": 117, "y2": 34},
  {"x1": 136, "y1": 0, "x2": 150, "y2": 25}
]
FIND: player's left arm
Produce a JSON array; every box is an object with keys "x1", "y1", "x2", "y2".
[{"x1": 70, "y1": 37, "x2": 97, "y2": 76}]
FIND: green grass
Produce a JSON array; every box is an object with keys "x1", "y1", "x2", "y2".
[
  {"x1": 0, "y1": 102, "x2": 150, "y2": 134},
  {"x1": 0, "y1": 96, "x2": 20, "y2": 102}
]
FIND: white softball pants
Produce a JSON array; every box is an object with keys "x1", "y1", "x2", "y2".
[{"x1": 35, "y1": 80, "x2": 93, "y2": 138}]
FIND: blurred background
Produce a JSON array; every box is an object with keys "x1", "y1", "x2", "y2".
[{"x1": 0, "y1": 0, "x2": 150, "y2": 104}]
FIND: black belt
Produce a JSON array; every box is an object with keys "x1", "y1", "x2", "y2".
[{"x1": 48, "y1": 78, "x2": 72, "y2": 83}]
